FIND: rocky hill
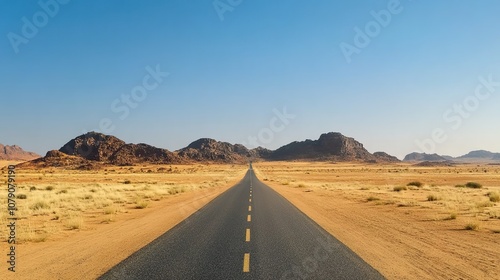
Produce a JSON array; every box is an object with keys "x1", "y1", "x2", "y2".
[
  {"x1": 27, "y1": 132, "x2": 183, "y2": 168},
  {"x1": 0, "y1": 144, "x2": 40, "y2": 161},
  {"x1": 373, "y1": 152, "x2": 400, "y2": 162},
  {"x1": 59, "y1": 132, "x2": 126, "y2": 161},
  {"x1": 269, "y1": 132, "x2": 395, "y2": 162},
  {"x1": 403, "y1": 152, "x2": 447, "y2": 162},
  {"x1": 177, "y1": 138, "x2": 251, "y2": 163},
  {"x1": 403, "y1": 150, "x2": 500, "y2": 163},
  {"x1": 21, "y1": 131, "x2": 402, "y2": 168},
  {"x1": 458, "y1": 150, "x2": 500, "y2": 161}
]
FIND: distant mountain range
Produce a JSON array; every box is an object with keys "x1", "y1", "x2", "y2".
[
  {"x1": 403, "y1": 150, "x2": 500, "y2": 163},
  {"x1": 23, "y1": 131, "x2": 399, "y2": 168},
  {"x1": 0, "y1": 144, "x2": 40, "y2": 161},
  {"x1": 12, "y1": 131, "x2": 499, "y2": 168}
]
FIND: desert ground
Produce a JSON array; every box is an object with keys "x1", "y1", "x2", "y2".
[
  {"x1": 253, "y1": 161, "x2": 500, "y2": 280},
  {"x1": 0, "y1": 161, "x2": 247, "y2": 279},
  {"x1": 1, "y1": 160, "x2": 499, "y2": 279}
]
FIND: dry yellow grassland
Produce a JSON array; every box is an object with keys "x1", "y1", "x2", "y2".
[
  {"x1": 0, "y1": 162, "x2": 247, "y2": 243},
  {"x1": 253, "y1": 161, "x2": 500, "y2": 280}
]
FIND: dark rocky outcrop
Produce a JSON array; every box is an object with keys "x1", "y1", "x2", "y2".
[{"x1": 177, "y1": 138, "x2": 250, "y2": 163}]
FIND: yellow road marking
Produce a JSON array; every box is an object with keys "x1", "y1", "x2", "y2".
[
  {"x1": 249, "y1": 198, "x2": 252, "y2": 202},
  {"x1": 243, "y1": 253, "x2": 250, "y2": 272},
  {"x1": 248, "y1": 206, "x2": 252, "y2": 212},
  {"x1": 247, "y1": 215, "x2": 251, "y2": 222},
  {"x1": 245, "y1": 229, "x2": 251, "y2": 242},
  {"x1": 250, "y1": 194, "x2": 252, "y2": 197}
]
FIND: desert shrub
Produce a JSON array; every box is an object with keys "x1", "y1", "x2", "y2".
[
  {"x1": 31, "y1": 201, "x2": 50, "y2": 210},
  {"x1": 407, "y1": 181, "x2": 423, "y2": 187},
  {"x1": 367, "y1": 196, "x2": 380, "y2": 202},
  {"x1": 455, "y1": 184, "x2": 466, "y2": 188},
  {"x1": 104, "y1": 206, "x2": 118, "y2": 215},
  {"x1": 17, "y1": 194, "x2": 27, "y2": 199},
  {"x1": 427, "y1": 194, "x2": 439, "y2": 201},
  {"x1": 297, "y1": 183, "x2": 306, "y2": 188},
  {"x1": 464, "y1": 223, "x2": 479, "y2": 231},
  {"x1": 57, "y1": 189, "x2": 68, "y2": 194},
  {"x1": 487, "y1": 192, "x2": 500, "y2": 202},
  {"x1": 447, "y1": 213, "x2": 457, "y2": 220},
  {"x1": 29, "y1": 186, "x2": 37, "y2": 191},
  {"x1": 393, "y1": 186, "x2": 407, "y2": 192},
  {"x1": 466, "y1": 182, "x2": 482, "y2": 189},
  {"x1": 135, "y1": 201, "x2": 149, "y2": 209},
  {"x1": 45, "y1": 186, "x2": 54, "y2": 191},
  {"x1": 476, "y1": 201, "x2": 494, "y2": 208},
  {"x1": 123, "y1": 180, "x2": 132, "y2": 184},
  {"x1": 65, "y1": 217, "x2": 83, "y2": 230}
]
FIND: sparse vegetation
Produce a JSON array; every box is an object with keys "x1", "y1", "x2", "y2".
[
  {"x1": 427, "y1": 194, "x2": 439, "y2": 201},
  {"x1": 487, "y1": 192, "x2": 499, "y2": 202},
  {"x1": 135, "y1": 201, "x2": 149, "y2": 209},
  {"x1": 476, "y1": 201, "x2": 494, "y2": 208},
  {"x1": 407, "y1": 181, "x2": 423, "y2": 187},
  {"x1": 465, "y1": 182, "x2": 482, "y2": 189},
  {"x1": 367, "y1": 196, "x2": 380, "y2": 202},
  {"x1": 446, "y1": 212, "x2": 457, "y2": 220},
  {"x1": 0, "y1": 163, "x2": 247, "y2": 243},
  {"x1": 65, "y1": 216, "x2": 83, "y2": 230},
  {"x1": 464, "y1": 222, "x2": 479, "y2": 231},
  {"x1": 31, "y1": 201, "x2": 50, "y2": 210},
  {"x1": 393, "y1": 186, "x2": 407, "y2": 192}
]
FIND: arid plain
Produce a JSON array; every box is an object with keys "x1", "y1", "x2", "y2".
[{"x1": 1, "y1": 160, "x2": 499, "y2": 279}]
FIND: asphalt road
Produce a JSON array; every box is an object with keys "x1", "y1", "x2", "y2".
[{"x1": 99, "y1": 166, "x2": 385, "y2": 280}]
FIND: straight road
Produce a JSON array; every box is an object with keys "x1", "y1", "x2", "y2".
[{"x1": 99, "y1": 167, "x2": 384, "y2": 280}]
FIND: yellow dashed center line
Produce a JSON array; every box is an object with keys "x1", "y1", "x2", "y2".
[
  {"x1": 248, "y1": 205, "x2": 252, "y2": 212},
  {"x1": 245, "y1": 229, "x2": 251, "y2": 242},
  {"x1": 243, "y1": 253, "x2": 250, "y2": 272},
  {"x1": 247, "y1": 214, "x2": 251, "y2": 222},
  {"x1": 249, "y1": 198, "x2": 252, "y2": 202}
]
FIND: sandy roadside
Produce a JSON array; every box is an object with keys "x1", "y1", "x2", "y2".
[
  {"x1": 2, "y1": 176, "x2": 242, "y2": 280},
  {"x1": 254, "y1": 166, "x2": 500, "y2": 280}
]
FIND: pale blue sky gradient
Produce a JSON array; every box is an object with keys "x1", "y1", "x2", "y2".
[{"x1": 1, "y1": 0, "x2": 500, "y2": 159}]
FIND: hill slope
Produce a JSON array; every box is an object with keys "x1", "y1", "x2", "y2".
[{"x1": 0, "y1": 144, "x2": 40, "y2": 161}]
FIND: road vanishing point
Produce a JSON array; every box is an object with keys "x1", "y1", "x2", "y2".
[{"x1": 99, "y1": 166, "x2": 384, "y2": 280}]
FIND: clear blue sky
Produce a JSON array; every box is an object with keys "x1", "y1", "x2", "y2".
[{"x1": 1, "y1": 0, "x2": 500, "y2": 159}]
